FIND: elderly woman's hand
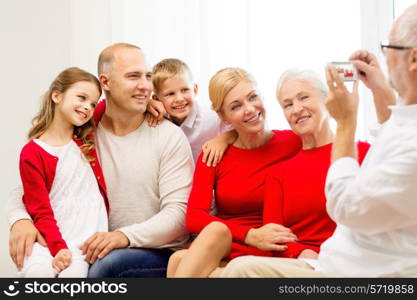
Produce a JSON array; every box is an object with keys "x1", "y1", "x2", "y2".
[
  {"x1": 324, "y1": 64, "x2": 359, "y2": 126},
  {"x1": 244, "y1": 223, "x2": 297, "y2": 251}
]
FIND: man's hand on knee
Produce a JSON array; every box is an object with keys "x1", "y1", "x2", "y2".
[
  {"x1": 9, "y1": 219, "x2": 46, "y2": 271},
  {"x1": 80, "y1": 231, "x2": 129, "y2": 264}
]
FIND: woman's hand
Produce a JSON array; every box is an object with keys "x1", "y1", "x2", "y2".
[{"x1": 244, "y1": 223, "x2": 297, "y2": 251}]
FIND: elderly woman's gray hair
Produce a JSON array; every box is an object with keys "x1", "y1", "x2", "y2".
[{"x1": 276, "y1": 69, "x2": 328, "y2": 101}]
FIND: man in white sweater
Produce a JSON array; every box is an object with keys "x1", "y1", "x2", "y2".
[{"x1": 8, "y1": 43, "x2": 194, "y2": 277}]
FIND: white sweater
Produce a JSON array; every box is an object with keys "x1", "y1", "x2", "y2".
[{"x1": 96, "y1": 120, "x2": 194, "y2": 249}]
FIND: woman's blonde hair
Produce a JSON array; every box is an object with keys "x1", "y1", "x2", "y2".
[
  {"x1": 28, "y1": 67, "x2": 101, "y2": 160},
  {"x1": 208, "y1": 67, "x2": 256, "y2": 113}
]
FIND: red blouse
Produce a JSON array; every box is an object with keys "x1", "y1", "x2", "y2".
[
  {"x1": 186, "y1": 130, "x2": 302, "y2": 259},
  {"x1": 263, "y1": 142, "x2": 370, "y2": 258}
]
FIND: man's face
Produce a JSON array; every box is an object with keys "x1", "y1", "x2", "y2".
[{"x1": 104, "y1": 47, "x2": 153, "y2": 114}]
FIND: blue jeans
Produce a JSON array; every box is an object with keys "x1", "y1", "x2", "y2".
[{"x1": 88, "y1": 248, "x2": 173, "y2": 278}]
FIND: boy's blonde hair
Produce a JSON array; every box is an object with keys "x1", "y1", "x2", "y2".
[
  {"x1": 152, "y1": 58, "x2": 193, "y2": 94},
  {"x1": 208, "y1": 67, "x2": 256, "y2": 113}
]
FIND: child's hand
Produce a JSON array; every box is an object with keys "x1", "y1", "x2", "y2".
[
  {"x1": 146, "y1": 98, "x2": 166, "y2": 127},
  {"x1": 146, "y1": 111, "x2": 164, "y2": 128},
  {"x1": 202, "y1": 130, "x2": 236, "y2": 167},
  {"x1": 202, "y1": 138, "x2": 228, "y2": 167},
  {"x1": 52, "y1": 249, "x2": 72, "y2": 272}
]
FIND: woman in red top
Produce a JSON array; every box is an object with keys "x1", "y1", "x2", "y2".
[
  {"x1": 264, "y1": 69, "x2": 370, "y2": 260},
  {"x1": 219, "y1": 69, "x2": 370, "y2": 277},
  {"x1": 167, "y1": 68, "x2": 302, "y2": 277}
]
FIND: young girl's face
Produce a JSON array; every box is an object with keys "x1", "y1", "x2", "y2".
[{"x1": 53, "y1": 81, "x2": 100, "y2": 127}]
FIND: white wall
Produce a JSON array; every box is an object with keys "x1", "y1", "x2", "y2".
[
  {"x1": 0, "y1": 0, "x2": 71, "y2": 277},
  {"x1": 359, "y1": 0, "x2": 394, "y2": 140}
]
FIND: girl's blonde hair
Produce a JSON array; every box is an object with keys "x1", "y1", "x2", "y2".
[
  {"x1": 28, "y1": 67, "x2": 101, "y2": 160},
  {"x1": 208, "y1": 67, "x2": 256, "y2": 113}
]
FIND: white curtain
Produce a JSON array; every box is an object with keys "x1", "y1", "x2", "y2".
[{"x1": 104, "y1": 0, "x2": 398, "y2": 140}]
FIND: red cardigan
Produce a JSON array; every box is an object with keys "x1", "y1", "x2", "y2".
[
  {"x1": 263, "y1": 142, "x2": 370, "y2": 258},
  {"x1": 19, "y1": 137, "x2": 109, "y2": 256},
  {"x1": 186, "y1": 130, "x2": 302, "y2": 259}
]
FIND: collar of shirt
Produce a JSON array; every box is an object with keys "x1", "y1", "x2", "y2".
[
  {"x1": 180, "y1": 103, "x2": 199, "y2": 129},
  {"x1": 389, "y1": 104, "x2": 417, "y2": 124}
]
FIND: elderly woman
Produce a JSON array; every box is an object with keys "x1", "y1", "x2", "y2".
[
  {"x1": 167, "y1": 67, "x2": 302, "y2": 277},
  {"x1": 264, "y1": 69, "x2": 370, "y2": 258},
  {"x1": 219, "y1": 69, "x2": 370, "y2": 277}
]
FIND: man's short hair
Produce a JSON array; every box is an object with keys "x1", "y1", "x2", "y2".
[
  {"x1": 97, "y1": 43, "x2": 142, "y2": 76},
  {"x1": 396, "y1": 4, "x2": 417, "y2": 47},
  {"x1": 152, "y1": 58, "x2": 193, "y2": 94}
]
